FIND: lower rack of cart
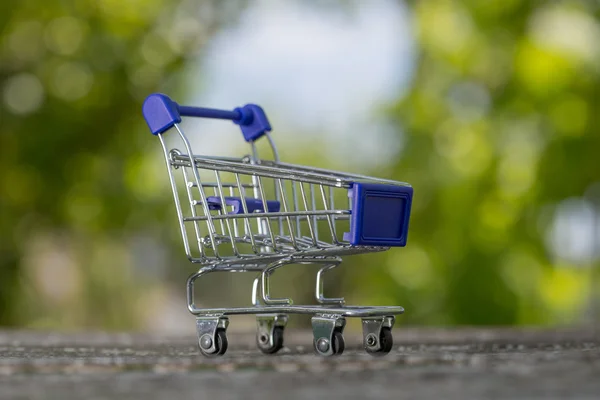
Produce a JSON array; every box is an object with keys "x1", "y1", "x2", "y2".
[{"x1": 192, "y1": 304, "x2": 403, "y2": 357}]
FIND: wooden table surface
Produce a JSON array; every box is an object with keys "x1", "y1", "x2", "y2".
[{"x1": 0, "y1": 327, "x2": 598, "y2": 399}]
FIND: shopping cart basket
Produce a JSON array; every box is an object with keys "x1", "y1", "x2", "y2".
[{"x1": 142, "y1": 93, "x2": 413, "y2": 357}]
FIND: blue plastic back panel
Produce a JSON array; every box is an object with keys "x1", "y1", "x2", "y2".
[{"x1": 345, "y1": 183, "x2": 413, "y2": 247}]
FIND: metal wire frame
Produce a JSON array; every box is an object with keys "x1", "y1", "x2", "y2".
[
  {"x1": 186, "y1": 255, "x2": 405, "y2": 317},
  {"x1": 158, "y1": 122, "x2": 409, "y2": 268}
]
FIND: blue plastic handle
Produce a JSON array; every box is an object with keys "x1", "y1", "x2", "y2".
[
  {"x1": 177, "y1": 106, "x2": 241, "y2": 121},
  {"x1": 142, "y1": 93, "x2": 272, "y2": 142}
]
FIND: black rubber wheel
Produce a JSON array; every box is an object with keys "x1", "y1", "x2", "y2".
[
  {"x1": 257, "y1": 326, "x2": 284, "y2": 354},
  {"x1": 216, "y1": 329, "x2": 228, "y2": 355},
  {"x1": 332, "y1": 330, "x2": 345, "y2": 356},
  {"x1": 199, "y1": 329, "x2": 228, "y2": 357},
  {"x1": 366, "y1": 327, "x2": 393, "y2": 357}
]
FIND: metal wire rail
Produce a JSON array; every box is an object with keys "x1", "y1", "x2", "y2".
[{"x1": 143, "y1": 93, "x2": 413, "y2": 357}]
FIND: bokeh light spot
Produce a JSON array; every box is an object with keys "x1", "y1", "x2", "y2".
[
  {"x1": 44, "y1": 16, "x2": 87, "y2": 56},
  {"x1": 51, "y1": 62, "x2": 94, "y2": 101},
  {"x1": 165, "y1": 17, "x2": 204, "y2": 55},
  {"x1": 2, "y1": 73, "x2": 45, "y2": 115},
  {"x1": 124, "y1": 152, "x2": 168, "y2": 200},
  {"x1": 515, "y1": 41, "x2": 574, "y2": 96},
  {"x1": 24, "y1": 235, "x2": 82, "y2": 304},
  {"x1": 547, "y1": 198, "x2": 598, "y2": 266},
  {"x1": 497, "y1": 121, "x2": 542, "y2": 199},
  {"x1": 540, "y1": 267, "x2": 589, "y2": 319},
  {"x1": 388, "y1": 245, "x2": 432, "y2": 290},
  {"x1": 63, "y1": 186, "x2": 103, "y2": 229},
  {"x1": 2, "y1": 167, "x2": 41, "y2": 206},
  {"x1": 140, "y1": 33, "x2": 174, "y2": 67},
  {"x1": 497, "y1": 157, "x2": 536, "y2": 199},
  {"x1": 447, "y1": 81, "x2": 491, "y2": 121},
  {"x1": 529, "y1": 6, "x2": 600, "y2": 67},
  {"x1": 478, "y1": 196, "x2": 517, "y2": 232},
  {"x1": 434, "y1": 120, "x2": 492, "y2": 179},
  {"x1": 417, "y1": 1, "x2": 473, "y2": 56},
  {"x1": 500, "y1": 250, "x2": 542, "y2": 296},
  {"x1": 549, "y1": 95, "x2": 588, "y2": 137},
  {"x1": 7, "y1": 20, "x2": 45, "y2": 62},
  {"x1": 129, "y1": 64, "x2": 162, "y2": 88}
]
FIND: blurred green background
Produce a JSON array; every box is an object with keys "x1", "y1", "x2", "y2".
[{"x1": 1, "y1": 0, "x2": 599, "y2": 334}]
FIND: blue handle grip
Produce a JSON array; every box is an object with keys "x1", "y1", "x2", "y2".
[
  {"x1": 177, "y1": 106, "x2": 241, "y2": 121},
  {"x1": 142, "y1": 93, "x2": 271, "y2": 142}
]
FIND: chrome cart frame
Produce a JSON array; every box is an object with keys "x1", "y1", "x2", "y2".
[{"x1": 142, "y1": 93, "x2": 413, "y2": 357}]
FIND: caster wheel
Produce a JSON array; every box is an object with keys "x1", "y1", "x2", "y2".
[
  {"x1": 216, "y1": 329, "x2": 229, "y2": 355},
  {"x1": 314, "y1": 330, "x2": 345, "y2": 356},
  {"x1": 199, "y1": 329, "x2": 228, "y2": 357},
  {"x1": 332, "y1": 330, "x2": 345, "y2": 356},
  {"x1": 257, "y1": 326, "x2": 284, "y2": 354},
  {"x1": 365, "y1": 327, "x2": 393, "y2": 357}
]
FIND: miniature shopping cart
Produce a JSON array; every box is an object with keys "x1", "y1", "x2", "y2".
[{"x1": 142, "y1": 93, "x2": 413, "y2": 357}]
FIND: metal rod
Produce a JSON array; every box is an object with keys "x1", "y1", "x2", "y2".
[
  {"x1": 158, "y1": 134, "x2": 196, "y2": 261},
  {"x1": 276, "y1": 178, "x2": 298, "y2": 250},
  {"x1": 174, "y1": 123, "x2": 220, "y2": 258},
  {"x1": 183, "y1": 209, "x2": 350, "y2": 221},
  {"x1": 320, "y1": 184, "x2": 339, "y2": 244}
]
